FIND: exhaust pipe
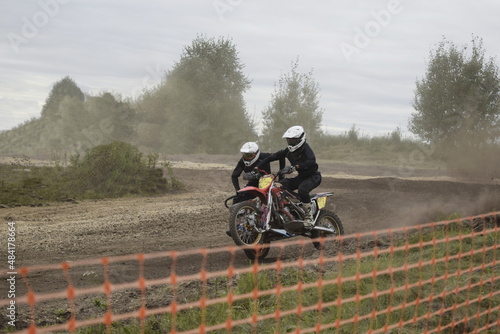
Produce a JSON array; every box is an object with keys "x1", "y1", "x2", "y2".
[{"x1": 311, "y1": 225, "x2": 336, "y2": 234}]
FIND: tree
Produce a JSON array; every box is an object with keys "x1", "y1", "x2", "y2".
[
  {"x1": 84, "y1": 92, "x2": 137, "y2": 145},
  {"x1": 160, "y1": 35, "x2": 256, "y2": 154},
  {"x1": 68, "y1": 141, "x2": 170, "y2": 196},
  {"x1": 260, "y1": 59, "x2": 323, "y2": 150},
  {"x1": 135, "y1": 87, "x2": 168, "y2": 151},
  {"x1": 409, "y1": 36, "x2": 500, "y2": 148},
  {"x1": 41, "y1": 76, "x2": 85, "y2": 120},
  {"x1": 60, "y1": 95, "x2": 86, "y2": 139}
]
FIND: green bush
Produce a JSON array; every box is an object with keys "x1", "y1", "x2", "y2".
[
  {"x1": 0, "y1": 142, "x2": 182, "y2": 206},
  {"x1": 67, "y1": 141, "x2": 172, "y2": 197}
]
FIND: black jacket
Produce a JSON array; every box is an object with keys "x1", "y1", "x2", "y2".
[
  {"x1": 231, "y1": 153, "x2": 284, "y2": 191},
  {"x1": 257, "y1": 142, "x2": 319, "y2": 178}
]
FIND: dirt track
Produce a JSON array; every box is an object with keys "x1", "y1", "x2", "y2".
[{"x1": 1, "y1": 156, "x2": 500, "y2": 329}]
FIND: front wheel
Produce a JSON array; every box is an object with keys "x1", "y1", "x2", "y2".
[
  {"x1": 229, "y1": 201, "x2": 270, "y2": 261},
  {"x1": 243, "y1": 244, "x2": 270, "y2": 262},
  {"x1": 311, "y1": 210, "x2": 344, "y2": 251}
]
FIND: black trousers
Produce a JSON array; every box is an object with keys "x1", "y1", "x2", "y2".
[{"x1": 280, "y1": 173, "x2": 322, "y2": 203}]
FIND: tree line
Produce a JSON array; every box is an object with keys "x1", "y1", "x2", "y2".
[{"x1": 0, "y1": 35, "x2": 498, "y2": 161}]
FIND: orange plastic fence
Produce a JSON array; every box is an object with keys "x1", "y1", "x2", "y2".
[{"x1": 2, "y1": 212, "x2": 499, "y2": 333}]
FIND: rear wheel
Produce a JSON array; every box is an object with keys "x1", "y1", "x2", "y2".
[
  {"x1": 311, "y1": 210, "x2": 344, "y2": 250},
  {"x1": 229, "y1": 201, "x2": 270, "y2": 261}
]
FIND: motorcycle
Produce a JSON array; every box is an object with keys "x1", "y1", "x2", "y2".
[{"x1": 224, "y1": 167, "x2": 344, "y2": 261}]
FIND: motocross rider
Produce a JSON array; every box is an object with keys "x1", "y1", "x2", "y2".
[
  {"x1": 256, "y1": 126, "x2": 321, "y2": 229},
  {"x1": 231, "y1": 141, "x2": 284, "y2": 204}
]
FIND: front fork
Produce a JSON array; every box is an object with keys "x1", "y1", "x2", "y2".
[{"x1": 256, "y1": 189, "x2": 274, "y2": 232}]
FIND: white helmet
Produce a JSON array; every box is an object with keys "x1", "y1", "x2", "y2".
[
  {"x1": 282, "y1": 126, "x2": 306, "y2": 152},
  {"x1": 240, "y1": 142, "x2": 260, "y2": 166}
]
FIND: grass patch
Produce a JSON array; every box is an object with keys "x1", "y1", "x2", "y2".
[{"x1": 53, "y1": 218, "x2": 500, "y2": 333}]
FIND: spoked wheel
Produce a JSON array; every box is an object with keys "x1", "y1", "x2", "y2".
[
  {"x1": 311, "y1": 210, "x2": 344, "y2": 251},
  {"x1": 229, "y1": 201, "x2": 270, "y2": 261}
]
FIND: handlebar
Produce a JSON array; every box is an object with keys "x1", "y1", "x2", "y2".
[
  {"x1": 242, "y1": 168, "x2": 268, "y2": 180},
  {"x1": 243, "y1": 166, "x2": 295, "y2": 181}
]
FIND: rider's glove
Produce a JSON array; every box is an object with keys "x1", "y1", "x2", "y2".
[{"x1": 281, "y1": 166, "x2": 295, "y2": 174}]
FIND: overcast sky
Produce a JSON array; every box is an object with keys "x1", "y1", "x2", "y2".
[{"x1": 1, "y1": 0, "x2": 500, "y2": 138}]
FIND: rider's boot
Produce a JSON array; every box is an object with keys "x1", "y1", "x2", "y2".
[{"x1": 302, "y1": 202, "x2": 313, "y2": 229}]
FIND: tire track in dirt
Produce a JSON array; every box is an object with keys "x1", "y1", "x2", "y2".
[{"x1": 2, "y1": 168, "x2": 498, "y2": 289}]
